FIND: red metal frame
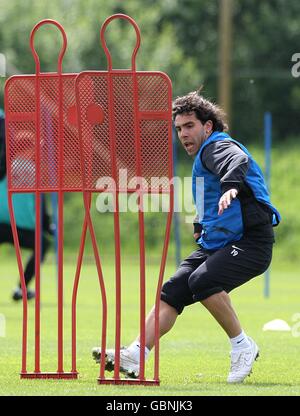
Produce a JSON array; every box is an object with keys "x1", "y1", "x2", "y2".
[
  {"x1": 5, "y1": 14, "x2": 173, "y2": 386},
  {"x1": 75, "y1": 14, "x2": 173, "y2": 385},
  {"x1": 4, "y1": 19, "x2": 87, "y2": 379}
]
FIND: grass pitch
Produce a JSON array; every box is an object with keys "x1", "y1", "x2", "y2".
[{"x1": 0, "y1": 252, "x2": 299, "y2": 397}]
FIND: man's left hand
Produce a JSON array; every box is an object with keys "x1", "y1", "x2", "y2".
[{"x1": 218, "y1": 188, "x2": 238, "y2": 215}]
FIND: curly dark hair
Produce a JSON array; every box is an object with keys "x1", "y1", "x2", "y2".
[{"x1": 172, "y1": 90, "x2": 228, "y2": 132}]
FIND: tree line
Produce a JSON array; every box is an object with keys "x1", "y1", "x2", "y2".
[{"x1": 1, "y1": 0, "x2": 299, "y2": 143}]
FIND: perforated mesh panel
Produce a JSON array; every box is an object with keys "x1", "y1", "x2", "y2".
[
  {"x1": 76, "y1": 74, "x2": 111, "y2": 190},
  {"x1": 6, "y1": 71, "x2": 172, "y2": 193},
  {"x1": 140, "y1": 119, "x2": 170, "y2": 191},
  {"x1": 62, "y1": 76, "x2": 82, "y2": 190},
  {"x1": 76, "y1": 71, "x2": 172, "y2": 193},
  {"x1": 113, "y1": 74, "x2": 137, "y2": 190},
  {"x1": 6, "y1": 78, "x2": 36, "y2": 190},
  {"x1": 39, "y1": 77, "x2": 59, "y2": 189},
  {"x1": 138, "y1": 73, "x2": 169, "y2": 112},
  {"x1": 138, "y1": 73, "x2": 170, "y2": 192},
  {"x1": 5, "y1": 74, "x2": 82, "y2": 192}
]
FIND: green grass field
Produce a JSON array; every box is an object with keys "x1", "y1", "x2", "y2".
[{"x1": 0, "y1": 250, "x2": 299, "y2": 397}]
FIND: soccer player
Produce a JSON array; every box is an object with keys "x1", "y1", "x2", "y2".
[
  {"x1": 92, "y1": 91, "x2": 281, "y2": 383},
  {"x1": 0, "y1": 111, "x2": 52, "y2": 301}
]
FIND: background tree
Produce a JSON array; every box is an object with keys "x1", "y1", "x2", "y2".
[{"x1": 1, "y1": 0, "x2": 300, "y2": 141}]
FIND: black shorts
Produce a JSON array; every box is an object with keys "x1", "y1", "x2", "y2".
[{"x1": 161, "y1": 232, "x2": 273, "y2": 314}]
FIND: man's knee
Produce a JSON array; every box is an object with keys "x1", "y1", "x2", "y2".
[
  {"x1": 160, "y1": 281, "x2": 185, "y2": 315},
  {"x1": 188, "y1": 267, "x2": 223, "y2": 302}
]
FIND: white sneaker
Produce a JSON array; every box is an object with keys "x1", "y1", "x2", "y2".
[
  {"x1": 92, "y1": 347, "x2": 139, "y2": 379},
  {"x1": 227, "y1": 337, "x2": 259, "y2": 383}
]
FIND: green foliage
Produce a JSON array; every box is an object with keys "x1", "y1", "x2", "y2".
[
  {"x1": 1, "y1": 0, "x2": 300, "y2": 138},
  {"x1": 231, "y1": 0, "x2": 300, "y2": 141}
]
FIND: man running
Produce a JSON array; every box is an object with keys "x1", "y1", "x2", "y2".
[{"x1": 92, "y1": 90, "x2": 280, "y2": 383}]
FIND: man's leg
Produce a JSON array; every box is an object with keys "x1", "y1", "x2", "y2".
[
  {"x1": 23, "y1": 233, "x2": 50, "y2": 287},
  {"x1": 92, "y1": 248, "x2": 206, "y2": 377},
  {"x1": 135, "y1": 300, "x2": 178, "y2": 350},
  {"x1": 126, "y1": 250, "x2": 208, "y2": 357},
  {"x1": 13, "y1": 229, "x2": 50, "y2": 300},
  {"x1": 10, "y1": 228, "x2": 35, "y2": 300},
  {"x1": 107, "y1": 301, "x2": 179, "y2": 378},
  {"x1": 92, "y1": 301, "x2": 178, "y2": 378},
  {"x1": 188, "y1": 238, "x2": 272, "y2": 383},
  {"x1": 200, "y1": 290, "x2": 259, "y2": 384},
  {"x1": 201, "y1": 291, "x2": 241, "y2": 338}
]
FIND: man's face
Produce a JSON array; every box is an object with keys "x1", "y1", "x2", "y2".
[{"x1": 175, "y1": 112, "x2": 211, "y2": 157}]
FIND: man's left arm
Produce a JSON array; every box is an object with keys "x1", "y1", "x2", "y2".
[{"x1": 201, "y1": 140, "x2": 250, "y2": 215}]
